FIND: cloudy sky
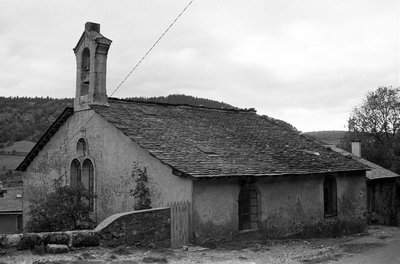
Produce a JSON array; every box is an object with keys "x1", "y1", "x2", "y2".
[{"x1": 0, "y1": 0, "x2": 398, "y2": 132}]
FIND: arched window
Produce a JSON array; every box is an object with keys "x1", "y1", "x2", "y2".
[
  {"x1": 82, "y1": 159, "x2": 94, "y2": 211},
  {"x1": 324, "y1": 176, "x2": 337, "y2": 217},
  {"x1": 80, "y1": 48, "x2": 90, "y2": 95},
  {"x1": 70, "y1": 159, "x2": 81, "y2": 189},
  {"x1": 71, "y1": 139, "x2": 95, "y2": 212},
  {"x1": 238, "y1": 183, "x2": 259, "y2": 230},
  {"x1": 82, "y1": 48, "x2": 90, "y2": 72},
  {"x1": 76, "y1": 138, "x2": 87, "y2": 156}
]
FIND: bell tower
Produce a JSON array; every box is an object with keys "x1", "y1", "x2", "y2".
[{"x1": 73, "y1": 22, "x2": 112, "y2": 111}]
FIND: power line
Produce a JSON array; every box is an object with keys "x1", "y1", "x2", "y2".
[
  {"x1": 109, "y1": 0, "x2": 195, "y2": 97},
  {"x1": 54, "y1": 0, "x2": 196, "y2": 157}
]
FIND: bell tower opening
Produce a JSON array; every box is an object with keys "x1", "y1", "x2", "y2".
[
  {"x1": 73, "y1": 22, "x2": 112, "y2": 111},
  {"x1": 80, "y1": 48, "x2": 90, "y2": 95}
]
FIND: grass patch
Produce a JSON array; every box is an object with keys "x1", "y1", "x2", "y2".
[{"x1": 0, "y1": 154, "x2": 24, "y2": 170}]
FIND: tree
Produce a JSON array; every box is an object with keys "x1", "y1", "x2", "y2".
[
  {"x1": 26, "y1": 182, "x2": 96, "y2": 232},
  {"x1": 342, "y1": 86, "x2": 400, "y2": 174},
  {"x1": 348, "y1": 87, "x2": 400, "y2": 141},
  {"x1": 339, "y1": 131, "x2": 400, "y2": 173}
]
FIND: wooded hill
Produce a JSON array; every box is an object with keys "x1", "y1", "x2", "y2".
[
  {"x1": 126, "y1": 94, "x2": 237, "y2": 109},
  {"x1": 0, "y1": 95, "x2": 236, "y2": 145},
  {"x1": 303, "y1": 131, "x2": 346, "y2": 145},
  {"x1": 0, "y1": 97, "x2": 73, "y2": 145}
]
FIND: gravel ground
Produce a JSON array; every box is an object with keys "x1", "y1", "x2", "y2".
[{"x1": 0, "y1": 225, "x2": 399, "y2": 264}]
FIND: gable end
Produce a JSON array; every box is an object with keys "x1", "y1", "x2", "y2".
[{"x1": 16, "y1": 107, "x2": 74, "y2": 171}]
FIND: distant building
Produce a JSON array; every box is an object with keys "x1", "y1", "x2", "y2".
[
  {"x1": 17, "y1": 22, "x2": 369, "y2": 241},
  {"x1": 329, "y1": 143, "x2": 400, "y2": 226},
  {"x1": 0, "y1": 187, "x2": 23, "y2": 234}
]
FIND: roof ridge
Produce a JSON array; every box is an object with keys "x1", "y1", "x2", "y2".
[{"x1": 107, "y1": 97, "x2": 256, "y2": 113}]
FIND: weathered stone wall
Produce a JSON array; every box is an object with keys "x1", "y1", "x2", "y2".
[
  {"x1": 95, "y1": 208, "x2": 170, "y2": 247},
  {"x1": 1, "y1": 207, "x2": 171, "y2": 250},
  {"x1": 192, "y1": 171, "x2": 367, "y2": 242},
  {"x1": 0, "y1": 230, "x2": 99, "y2": 250},
  {"x1": 368, "y1": 178, "x2": 400, "y2": 225},
  {"x1": 23, "y1": 109, "x2": 192, "y2": 228}
]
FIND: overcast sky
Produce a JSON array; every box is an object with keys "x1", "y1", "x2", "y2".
[{"x1": 0, "y1": 0, "x2": 398, "y2": 132}]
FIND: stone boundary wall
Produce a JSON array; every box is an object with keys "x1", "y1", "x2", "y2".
[
  {"x1": 95, "y1": 207, "x2": 170, "y2": 247},
  {"x1": 0, "y1": 230, "x2": 99, "y2": 251},
  {"x1": 0, "y1": 207, "x2": 171, "y2": 250}
]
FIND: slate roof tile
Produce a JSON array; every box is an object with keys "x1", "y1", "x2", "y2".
[{"x1": 91, "y1": 99, "x2": 368, "y2": 178}]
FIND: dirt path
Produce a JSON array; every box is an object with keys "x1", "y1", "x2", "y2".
[
  {"x1": 335, "y1": 231, "x2": 400, "y2": 264},
  {"x1": 336, "y1": 239, "x2": 400, "y2": 264},
  {"x1": 1, "y1": 225, "x2": 399, "y2": 264}
]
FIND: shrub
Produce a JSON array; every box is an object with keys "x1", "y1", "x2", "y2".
[
  {"x1": 26, "y1": 183, "x2": 96, "y2": 232},
  {"x1": 130, "y1": 166, "x2": 151, "y2": 210}
]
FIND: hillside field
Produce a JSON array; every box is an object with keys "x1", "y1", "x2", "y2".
[
  {"x1": 0, "y1": 155, "x2": 24, "y2": 171},
  {"x1": 2, "y1": 140, "x2": 35, "y2": 153}
]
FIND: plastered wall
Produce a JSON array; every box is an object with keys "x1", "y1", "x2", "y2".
[
  {"x1": 368, "y1": 178, "x2": 400, "y2": 225},
  {"x1": 23, "y1": 109, "x2": 192, "y2": 228},
  {"x1": 192, "y1": 171, "x2": 366, "y2": 241}
]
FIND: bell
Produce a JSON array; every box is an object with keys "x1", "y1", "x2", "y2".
[{"x1": 83, "y1": 75, "x2": 89, "y2": 84}]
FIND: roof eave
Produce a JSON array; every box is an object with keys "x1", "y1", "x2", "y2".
[
  {"x1": 0, "y1": 211, "x2": 23, "y2": 214},
  {"x1": 191, "y1": 169, "x2": 368, "y2": 179},
  {"x1": 73, "y1": 31, "x2": 86, "y2": 53},
  {"x1": 367, "y1": 175, "x2": 400, "y2": 181},
  {"x1": 73, "y1": 31, "x2": 112, "y2": 52}
]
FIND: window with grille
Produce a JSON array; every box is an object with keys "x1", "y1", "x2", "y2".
[
  {"x1": 324, "y1": 176, "x2": 337, "y2": 217},
  {"x1": 80, "y1": 48, "x2": 90, "y2": 95},
  {"x1": 238, "y1": 183, "x2": 259, "y2": 230},
  {"x1": 70, "y1": 159, "x2": 81, "y2": 189},
  {"x1": 82, "y1": 159, "x2": 94, "y2": 211}
]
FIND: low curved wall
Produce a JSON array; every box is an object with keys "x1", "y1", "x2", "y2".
[
  {"x1": 95, "y1": 207, "x2": 170, "y2": 247},
  {"x1": 1, "y1": 207, "x2": 171, "y2": 249}
]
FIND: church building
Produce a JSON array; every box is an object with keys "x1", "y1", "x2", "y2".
[{"x1": 17, "y1": 22, "x2": 369, "y2": 241}]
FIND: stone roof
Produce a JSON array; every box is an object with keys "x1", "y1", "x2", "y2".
[
  {"x1": 328, "y1": 145, "x2": 399, "y2": 180},
  {"x1": 91, "y1": 98, "x2": 368, "y2": 178},
  {"x1": 73, "y1": 22, "x2": 112, "y2": 52},
  {"x1": 0, "y1": 187, "x2": 22, "y2": 213}
]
